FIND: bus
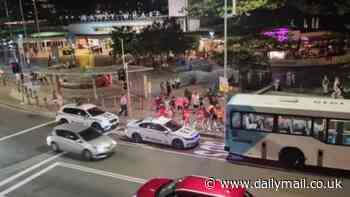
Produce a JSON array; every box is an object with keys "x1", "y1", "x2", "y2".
[{"x1": 224, "y1": 94, "x2": 350, "y2": 170}]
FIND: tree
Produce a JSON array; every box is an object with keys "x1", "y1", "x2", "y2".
[
  {"x1": 111, "y1": 19, "x2": 197, "y2": 69},
  {"x1": 213, "y1": 35, "x2": 271, "y2": 91},
  {"x1": 188, "y1": 0, "x2": 287, "y2": 17}
]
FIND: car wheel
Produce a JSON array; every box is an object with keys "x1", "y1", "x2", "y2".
[
  {"x1": 92, "y1": 123, "x2": 103, "y2": 132},
  {"x1": 51, "y1": 142, "x2": 60, "y2": 153},
  {"x1": 172, "y1": 139, "x2": 184, "y2": 149},
  {"x1": 58, "y1": 119, "x2": 68, "y2": 125},
  {"x1": 82, "y1": 150, "x2": 93, "y2": 161},
  {"x1": 132, "y1": 133, "x2": 143, "y2": 143}
]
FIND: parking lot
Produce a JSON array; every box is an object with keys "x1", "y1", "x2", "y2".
[{"x1": 0, "y1": 105, "x2": 349, "y2": 197}]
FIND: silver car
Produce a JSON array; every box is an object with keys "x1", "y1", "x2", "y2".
[{"x1": 47, "y1": 123, "x2": 117, "y2": 160}]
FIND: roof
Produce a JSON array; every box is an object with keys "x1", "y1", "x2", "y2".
[
  {"x1": 144, "y1": 116, "x2": 171, "y2": 125},
  {"x1": 227, "y1": 94, "x2": 350, "y2": 119},
  {"x1": 54, "y1": 123, "x2": 90, "y2": 133},
  {"x1": 176, "y1": 176, "x2": 246, "y2": 197},
  {"x1": 63, "y1": 103, "x2": 97, "y2": 110}
]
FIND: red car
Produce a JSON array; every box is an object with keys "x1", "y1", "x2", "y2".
[{"x1": 134, "y1": 175, "x2": 253, "y2": 197}]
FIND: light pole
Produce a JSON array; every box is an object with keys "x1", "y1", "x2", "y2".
[
  {"x1": 120, "y1": 38, "x2": 131, "y2": 116},
  {"x1": 32, "y1": 0, "x2": 40, "y2": 33},
  {"x1": 19, "y1": 0, "x2": 27, "y2": 38},
  {"x1": 224, "y1": 0, "x2": 228, "y2": 79}
]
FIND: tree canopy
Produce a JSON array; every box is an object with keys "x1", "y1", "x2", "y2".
[
  {"x1": 189, "y1": 0, "x2": 350, "y2": 17},
  {"x1": 111, "y1": 19, "x2": 198, "y2": 67}
]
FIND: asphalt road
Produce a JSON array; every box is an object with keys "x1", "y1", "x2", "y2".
[{"x1": 0, "y1": 105, "x2": 349, "y2": 197}]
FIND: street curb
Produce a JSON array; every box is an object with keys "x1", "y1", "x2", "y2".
[
  {"x1": 0, "y1": 101, "x2": 56, "y2": 119},
  {"x1": 200, "y1": 133, "x2": 224, "y2": 139}
]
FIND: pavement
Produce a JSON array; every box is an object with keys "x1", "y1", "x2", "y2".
[{"x1": 0, "y1": 105, "x2": 348, "y2": 197}]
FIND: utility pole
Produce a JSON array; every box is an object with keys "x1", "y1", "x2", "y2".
[
  {"x1": 3, "y1": 0, "x2": 13, "y2": 38},
  {"x1": 224, "y1": 0, "x2": 228, "y2": 79},
  {"x1": 120, "y1": 39, "x2": 131, "y2": 116},
  {"x1": 32, "y1": 0, "x2": 40, "y2": 33},
  {"x1": 19, "y1": 0, "x2": 27, "y2": 38}
]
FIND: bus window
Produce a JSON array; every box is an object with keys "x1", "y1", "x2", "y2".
[
  {"x1": 231, "y1": 112, "x2": 241, "y2": 128},
  {"x1": 328, "y1": 120, "x2": 350, "y2": 145},
  {"x1": 313, "y1": 119, "x2": 326, "y2": 142},
  {"x1": 242, "y1": 113, "x2": 273, "y2": 132},
  {"x1": 278, "y1": 116, "x2": 311, "y2": 135}
]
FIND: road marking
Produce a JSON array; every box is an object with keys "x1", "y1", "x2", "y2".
[
  {"x1": 0, "y1": 121, "x2": 55, "y2": 142},
  {"x1": 0, "y1": 153, "x2": 64, "y2": 188},
  {"x1": 58, "y1": 162, "x2": 147, "y2": 184},
  {"x1": 0, "y1": 163, "x2": 59, "y2": 195},
  {"x1": 118, "y1": 141, "x2": 227, "y2": 162}
]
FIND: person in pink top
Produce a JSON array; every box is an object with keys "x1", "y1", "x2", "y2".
[{"x1": 119, "y1": 94, "x2": 128, "y2": 117}]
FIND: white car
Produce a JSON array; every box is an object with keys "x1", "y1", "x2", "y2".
[
  {"x1": 47, "y1": 123, "x2": 117, "y2": 160},
  {"x1": 126, "y1": 117, "x2": 200, "y2": 149},
  {"x1": 56, "y1": 103, "x2": 119, "y2": 132}
]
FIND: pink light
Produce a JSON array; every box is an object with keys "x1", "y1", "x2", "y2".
[{"x1": 262, "y1": 27, "x2": 289, "y2": 42}]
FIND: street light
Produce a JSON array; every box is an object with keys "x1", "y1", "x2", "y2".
[
  {"x1": 120, "y1": 38, "x2": 131, "y2": 116},
  {"x1": 32, "y1": 0, "x2": 40, "y2": 33},
  {"x1": 224, "y1": 0, "x2": 236, "y2": 79}
]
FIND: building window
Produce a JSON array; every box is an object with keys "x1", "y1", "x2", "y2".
[
  {"x1": 278, "y1": 116, "x2": 311, "y2": 135},
  {"x1": 328, "y1": 119, "x2": 350, "y2": 145},
  {"x1": 242, "y1": 113, "x2": 274, "y2": 132},
  {"x1": 313, "y1": 118, "x2": 327, "y2": 142}
]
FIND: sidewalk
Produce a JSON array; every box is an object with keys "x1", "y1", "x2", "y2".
[{"x1": 0, "y1": 81, "x2": 225, "y2": 139}]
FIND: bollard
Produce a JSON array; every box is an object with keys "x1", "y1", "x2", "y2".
[
  {"x1": 43, "y1": 97, "x2": 49, "y2": 108},
  {"x1": 35, "y1": 94, "x2": 40, "y2": 106},
  {"x1": 317, "y1": 149, "x2": 323, "y2": 167},
  {"x1": 261, "y1": 142, "x2": 267, "y2": 159},
  {"x1": 29, "y1": 89, "x2": 33, "y2": 98},
  {"x1": 26, "y1": 91, "x2": 31, "y2": 105}
]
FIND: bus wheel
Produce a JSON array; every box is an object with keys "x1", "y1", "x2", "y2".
[{"x1": 279, "y1": 148, "x2": 305, "y2": 168}]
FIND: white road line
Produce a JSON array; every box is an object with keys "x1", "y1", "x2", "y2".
[
  {"x1": 0, "y1": 153, "x2": 64, "y2": 188},
  {"x1": 0, "y1": 163, "x2": 59, "y2": 195},
  {"x1": 118, "y1": 141, "x2": 226, "y2": 162},
  {"x1": 58, "y1": 162, "x2": 147, "y2": 184},
  {"x1": 0, "y1": 121, "x2": 55, "y2": 142}
]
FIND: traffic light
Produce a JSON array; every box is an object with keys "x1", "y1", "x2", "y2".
[{"x1": 118, "y1": 69, "x2": 126, "y2": 81}]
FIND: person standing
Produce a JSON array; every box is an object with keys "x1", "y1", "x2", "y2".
[
  {"x1": 166, "y1": 81, "x2": 172, "y2": 97},
  {"x1": 160, "y1": 82, "x2": 165, "y2": 96},
  {"x1": 192, "y1": 91, "x2": 200, "y2": 109},
  {"x1": 184, "y1": 88, "x2": 192, "y2": 105},
  {"x1": 322, "y1": 75, "x2": 330, "y2": 94},
  {"x1": 118, "y1": 94, "x2": 128, "y2": 117}
]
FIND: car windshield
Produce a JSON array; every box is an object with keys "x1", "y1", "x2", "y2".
[
  {"x1": 87, "y1": 107, "x2": 105, "y2": 117},
  {"x1": 165, "y1": 120, "x2": 182, "y2": 132},
  {"x1": 156, "y1": 180, "x2": 177, "y2": 197},
  {"x1": 79, "y1": 128, "x2": 102, "y2": 141}
]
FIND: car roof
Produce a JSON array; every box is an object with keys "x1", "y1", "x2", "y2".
[
  {"x1": 176, "y1": 176, "x2": 246, "y2": 197},
  {"x1": 54, "y1": 123, "x2": 90, "y2": 133},
  {"x1": 144, "y1": 116, "x2": 171, "y2": 125},
  {"x1": 62, "y1": 103, "x2": 97, "y2": 111}
]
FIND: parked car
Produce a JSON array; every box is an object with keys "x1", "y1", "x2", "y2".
[
  {"x1": 134, "y1": 175, "x2": 253, "y2": 197},
  {"x1": 47, "y1": 123, "x2": 117, "y2": 160},
  {"x1": 56, "y1": 103, "x2": 119, "y2": 133},
  {"x1": 125, "y1": 117, "x2": 200, "y2": 149}
]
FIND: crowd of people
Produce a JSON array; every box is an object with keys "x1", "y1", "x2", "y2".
[
  {"x1": 153, "y1": 85, "x2": 225, "y2": 132},
  {"x1": 59, "y1": 10, "x2": 163, "y2": 23}
]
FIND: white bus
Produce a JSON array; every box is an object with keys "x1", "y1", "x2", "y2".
[{"x1": 224, "y1": 94, "x2": 350, "y2": 170}]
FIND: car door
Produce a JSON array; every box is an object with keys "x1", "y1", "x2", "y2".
[
  {"x1": 150, "y1": 124, "x2": 169, "y2": 144},
  {"x1": 54, "y1": 130, "x2": 72, "y2": 152},
  {"x1": 63, "y1": 131, "x2": 82, "y2": 154},
  {"x1": 138, "y1": 123, "x2": 154, "y2": 142}
]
